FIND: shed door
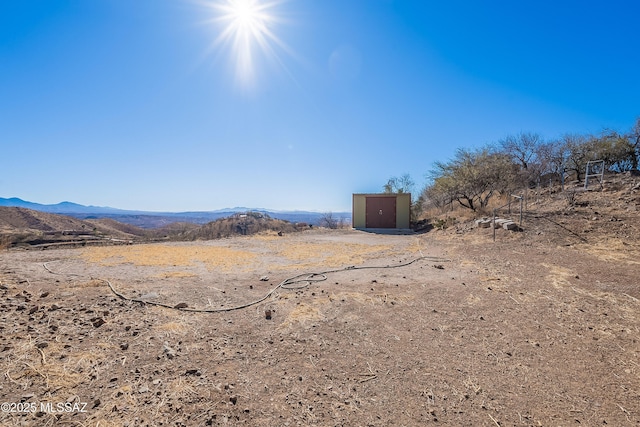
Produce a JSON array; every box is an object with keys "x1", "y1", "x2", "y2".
[{"x1": 365, "y1": 197, "x2": 396, "y2": 228}]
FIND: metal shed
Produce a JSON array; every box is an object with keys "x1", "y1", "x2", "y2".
[{"x1": 352, "y1": 193, "x2": 411, "y2": 229}]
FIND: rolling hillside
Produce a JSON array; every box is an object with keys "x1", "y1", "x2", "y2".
[
  {"x1": 0, "y1": 207, "x2": 149, "y2": 248},
  {"x1": 0, "y1": 207, "x2": 304, "y2": 249}
]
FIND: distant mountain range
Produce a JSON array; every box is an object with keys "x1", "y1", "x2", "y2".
[{"x1": 0, "y1": 197, "x2": 350, "y2": 228}]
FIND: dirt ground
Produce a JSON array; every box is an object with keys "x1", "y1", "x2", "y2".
[{"x1": 1, "y1": 195, "x2": 640, "y2": 426}]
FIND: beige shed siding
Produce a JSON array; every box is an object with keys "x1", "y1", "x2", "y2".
[
  {"x1": 352, "y1": 193, "x2": 411, "y2": 229},
  {"x1": 352, "y1": 194, "x2": 367, "y2": 228},
  {"x1": 395, "y1": 193, "x2": 411, "y2": 228}
]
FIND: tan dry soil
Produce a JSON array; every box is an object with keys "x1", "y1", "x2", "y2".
[{"x1": 0, "y1": 224, "x2": 639, "y2": 426}]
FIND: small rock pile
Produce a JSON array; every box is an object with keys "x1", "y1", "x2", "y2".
[{"x1": 475, "y1": 217, "x2": 520, "y2": 231}]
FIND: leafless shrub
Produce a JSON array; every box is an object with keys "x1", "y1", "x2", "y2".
[
  {"x1": 564, "y1": 189, "x2": 578, "y2": 207},
  {"x1": 432, "y1": 217, "x2": 457, "y2": 230},
  {"x1": 0, "y1": 234, "x2": 10, "y2": 249},
  {"x1": 319, "y1": 212, "x2": 339, "y2": 229}
]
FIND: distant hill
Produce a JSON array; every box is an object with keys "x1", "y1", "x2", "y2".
[
  {"x1": 0, "y1": 206, "x2": 95, "y2": 232},
  {"x1": 0, "y1": 197, "x2": 350, "y2": 228},
  {"x1": 0, "y1": 207, "x2": 306, "y2": 249},
  {"x1": 0, "y1": 197, "x2": 126, "y2": 214},
  {"x1": 0, "y1": 207, "x2": 150, "y2": 248},
  {"x1": 182, "y1": 211, "x2": 299, "y2": 240}
]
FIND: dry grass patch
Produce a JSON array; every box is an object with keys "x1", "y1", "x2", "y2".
[
  {"x1": 330, "y1": 291, "x2": 413, "y2": 306},
  {"x1": 279, "y1": 303, "x2": 323, "y2": 328},
  {"x1": 69, "y1": 278, "x2": 106, "y2": 288},
  {"x1": 166, "y1": 377, "x2": 199, "y2": 400},
  {"x1": 153, "y1": 271, "x2": 197, "y2": 279},
  {"x1": 252, "y1": 231, "x2": 284, "y2": 241},
  {"x1": 579, "y1": 239, "x2": 640, "y2": 265},
  {"x1": 3, "y1": 339, "x2": 88, "y2": 394},
  {"x1": 543, "y1": 264, "x2": 577, "y2": 289},
  {"x1": 270, "y1": 241, "x2": 394, "y2": 270},
  {"x1": 278, "y1": 290, "x2": 412, "y2": 328},
  {"x1": 155, "y1": 319, "x2": 190, "y2": 337},
  {"x1": 81, "y1": 244, "x2": 257, "y2": 271}
]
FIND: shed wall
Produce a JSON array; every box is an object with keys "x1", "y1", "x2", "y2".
[{"x1": 352, "y1": 193, "x2": 411, "y2": 229}]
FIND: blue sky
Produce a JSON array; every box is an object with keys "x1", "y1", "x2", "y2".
[{"x1": 1, "y1": 0, "x2": 639, "y2": 212}]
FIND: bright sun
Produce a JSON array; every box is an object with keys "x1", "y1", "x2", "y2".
[{"x1": 205, "y1": 0, "x2": 286, "y2": 87}]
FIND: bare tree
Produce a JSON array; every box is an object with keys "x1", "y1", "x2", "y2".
[
  {"x1": 561, "y1": 133, "x2": 592, "y2": 181},
  {"x1": 383, "y1": 173, "x2": 414, "y2": 194},
  {"x1": 319, "y1": 212, "x2": 339, "y2": 229},
  {"x1": 498, "y1": 132, "x2": 545, "y2": 186},
  {"x1": 427, "y1": 147, "x2": 516, "y2": 212},
  {"x1": 535, "y1": 140, "x2": 567, "y2": 185},
  {"x1": 499, "y1": 132, "x2": 543, "y2": 170},
  {"x1": 596, "y1": 130, "x2": 636, "y2": 172},
  {"x1": 628, "y1": 117, "x2": 640, "y2": 170},
  {"x1": 560, "y1": 131, "x2": 636, "y2": 180},
  {"x1": 422, "y1": 181, "x2": 455, "y2": 212}
]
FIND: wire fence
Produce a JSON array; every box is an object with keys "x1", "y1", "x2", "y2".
[
  {"x1": 490, "y1": 194, "x2": 524, "y2": 241},
  {"x1": 476, "y1": 168, "x2": 615, "y2": 242}
]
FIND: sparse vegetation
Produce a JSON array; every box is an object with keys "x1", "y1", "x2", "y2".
[
  {"x1": 0, "y1": 208, "x2": 302, "y2": 248},
  {"x1": 427, "y1": 147, "x2": 517, "y2": 212},
  {"x1": 0, "y1": 234, "x2": 10, "y2": 250},
  {"x1": 383, "y1": 173, "x2": 414, "y2": 194},
  {"x1": 432, "y1": 216, "x2": 457, "y2": 230},
  {"x1": 564, "y1": 188, "x2": 579, "y2": 207},
  {"x1": 318, "y1": 212, "x2": 339, "y2": 229},
  {"x1": 182, "y1": 212, "x2": 297, "y2": 240},
  {"x1": 420, "y1": 117, "x2": 640, "y2": 215}
]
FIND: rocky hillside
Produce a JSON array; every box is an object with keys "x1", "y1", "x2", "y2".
[
  {"x1": 181, "y1": 211, "x2": 298, "y2": 240},
  {"x1": 425, "y1": 171, "x2": 640, "y2": 246},
  {"x1": 0, "y1": 208, "x2": 301, "y2": 249},
  {"x1": 0, "y1": 207, "x2": 149, "y2": 248},
  {"x1": 0, "y1": 207, "x2": 91, "y2": 232}
]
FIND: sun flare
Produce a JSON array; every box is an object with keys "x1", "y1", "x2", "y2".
[{"x1": 205, "y1": 0, "x2": 287, "y2": 87}]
